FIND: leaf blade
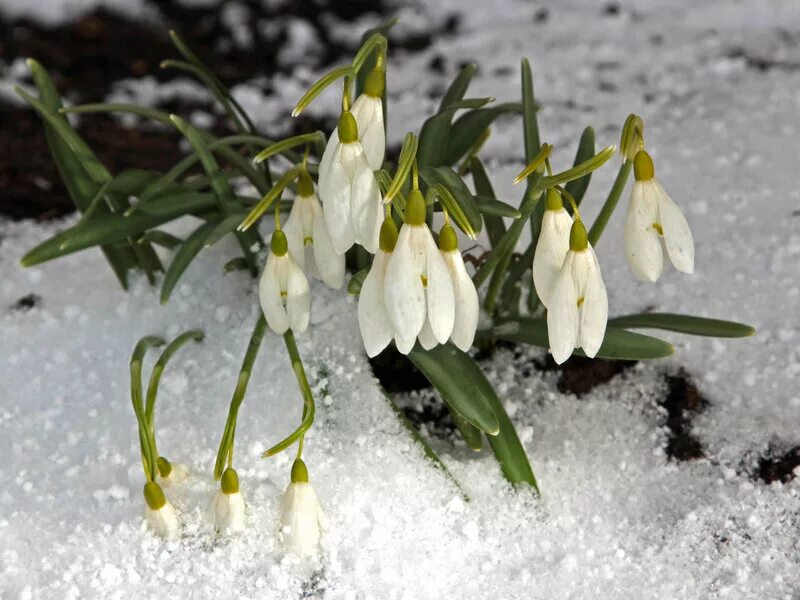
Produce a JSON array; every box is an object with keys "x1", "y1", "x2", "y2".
[{"x1": 608, "y1": 313, "x2": 755, "y2": 338}]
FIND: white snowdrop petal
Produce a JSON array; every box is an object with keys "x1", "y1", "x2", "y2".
[
  {"x1": 259, "y1": 254, "x2": 289, "y2": 334},
  {"x1": 356, "y1": 96, "x2": 385, "y2": 171},
  {"x1": 532, "y1": 208, "x2": 572, "y2": 308},
  {"x1": 317, "y1": 129, "x2": 339, "y2": 193},
  {"x1": 211, "y1": 490, "x2": 246, "y2": 534},
  {"x1": 624, "y1": 181, "x2": 664, "y2": 282},
  {"x1": 578, "y1": 249, "x2": 608, "y2": 358},
  {"x1": 282, "y1": 483, "x2": 323, "y2": 557},
  {"x1": 444, "y1": 251, "x2": 479, "y2": 351},
  {"x1": 654, "y1": 180, "x2": 695, "y2": 274},
  {"x1": 146, "y1": 501, "x2": 179, "y2": 538},
  {"x1": 357, "y1": 251, "x2": 394, "y2": 357},
  {"x1": 417, "y1": 318, "x2": 438, "y2": 350},
  {"x1": 547, "y1": 252, "x2": 580, "y2": 365},
  {"x1": 424, "y1": 232, "x2": 455, "y2": 344},
  {"x1": 320, "y1": 145, "x2": 356, "y2": 255},
  {"x1": 282, "y1": 199, "x2": 306, "y2": 270},
  {"x1": 385, "y1": 226, "x2": 426, "y2": 342},
  {"x1": 350, "y1": 153, "x2": 382, "y2": 253},
  {"x1": 312, "y1": 206, "x2": 345, "y2": 289},
  {"x1": 285, "y1": 258, "x2": 310, "y2": 333},
  {"x1": 394, "y1": 334, "x2": 417, "y2": 355}
]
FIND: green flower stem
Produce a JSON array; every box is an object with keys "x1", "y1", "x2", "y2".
[
  {"x1": 213, "y1": 315, "x2": 268, "y2": 480},
  {"x1": 262, "y1": 329, "x2": 316, "y2": 457},
  {"x1": 587, "y1": 160, "x2": 632, "y2": 246},
  {"x1": 130, "y1": 336, "x2": 166, "y2": 481}
]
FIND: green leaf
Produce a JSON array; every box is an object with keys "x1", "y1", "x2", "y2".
[
  {"x1": 420, "y1": 166, "x2": 482, "y2": 235},
  {"x1": 417, "y1": 99, "x2": 492, "y2": 168},
  {"x1": 160, "y1": 220, "x2": 220, "y2": 303},
  {"x1": 608, "y1": 313, "x2": 755, "y2": 338},
  {"x1": 469, "y1": 157, "x2": 506, "y2": 248},
  {"x1": 520, "y1": 58, "x2": 541, "y2": 165},
  {"x1": 347, "y1": 266, "x2": 370, "y2": 296},
  {"x1": 439, "y1": 63, "x2": 476, "y2": 111},
  {"x1": 493, "y1": 318, "x2": 675, "y2": 360},
  {"x1": 448, "y1": 406, "x2": 483, "y2": 451},
  {"x1": 408, "y1": 344, "x2": 500, "y2": 435},
  {"x1": 205, "y1": 213, "x2": 249, "y2": 247},
  {"x1": 224, "y1": 257, "x2": 250, "y2": 274},
  {"x1": 473, "y1": 195, "x2": 521, "y2": 218},
  {"x1": 442, "y1": 102, "x2": 522, "y2": 166},
  {"x1": 564, "y1": 126, "x2": 596, "y2": 207}
]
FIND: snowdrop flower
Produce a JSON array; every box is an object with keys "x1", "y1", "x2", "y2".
[
  {"x1": 384, "y1": 189, "x2": 455, "y2": 354},
  {"x1": 259, "y1": 229, "x2": 310, "y2": 335},
  {"x1": 358, "y1": 217, "x2": 399, "y2": 357},
  {"x1": 283, "y1": 171, "x2": 345, "y2": 289},
  {"x1": 211, "y1": 467, "x2": 246, "y2": 535},
  {"x1": 547, "y1": 219, "x2": 608, "y2": 365},
  {"x1": 438, "y1": 223, "x2": 479, "y2": 351},
  {"x1": 318, "y1": 111, "x2": 383, "y2": 255},
  {"x1": 156, "y1": 456, "x2": 189, "y2": 489},
  {"x1": 349, "y1": 68, "x2": 386, "y2": 171},
  {"x1": 143, "y1": 481, "x2": 179, "y2": 538},
  {"x1": 624, "y1": 150, "x2": 694, "y2": 281},
  {"x1": 281, "y1": 459, "x2": 327, "y2": 558},
  {"x1": 532, "y1": 188, "x2": 573, "y2": 308}
]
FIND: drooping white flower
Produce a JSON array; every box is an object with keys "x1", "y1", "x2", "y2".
[
  {"x1": 547, "y1": 219, "x2": 608, "y2": 365},
  {"x1": 357, "y1": 218, "x2": 399, "y2": 357},
  {"x1": 283, "y1": 171, "x2": 345, "y2": 289},
  {"x1": 624, "y1": 150, "x2": 694, "y2": 282},
  {"x1": 438, "y1": 224, "x2": 478, "y2": 352},
  {"x1": 143, "y1": 481, "x2": 179, "y2": 538},
  {"x1": 281, "y1": 459, "x2": 327, "y2": 558},
  {"x1": 156, "y1": 457, "x2": 190, "y2": 489},
  {"x1": 211, "y1": 467, "x2": 246, "y2": 535},
  {"x1": 259, "y1": 230, "x2": 310, "y2": 335},
  {"x1": 532, "y1": 188, "x2": 573, "y2": 308},
  {"x1": 349, "y1": 68, "x2": 386, "y2": 171},
  {"x1": 384, "y1": 190, "x2": 455, "y2": 354},
  {"x1": 317, "y1": 111, "x2": 383, "y2": 255}
]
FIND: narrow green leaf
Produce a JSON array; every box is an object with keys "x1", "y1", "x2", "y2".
[
  {"x1": 473, "y1": 195, "x2": 521, "y2": 218},
  {"x1": 439, "y1": 63, "x2": 476, "y2": 111},
  {"x1": 521, "y1": 58, "x2": 541, "y2": 165},
  {"x1": 564, "y1": 126, "x2": 596, "y2": 207},
  {"x1": 417, "y1": 98, "x2": 493, "y2": 168},
  {"x1": 442, "y1": 102, "x2": 522, "y2": 166},
  {"x1": 292, "y1": 65, "x2": 353, "y2": 117},
  {"x1": 420, "y1": 166, "x2": 482, "y2": 235},
  {"x1": 347, "y1": 266, "x2": 370, "y2": 296},
  {"x1": 160, "y1": 220, "x2": 220, "y2": 303},
  {"x1": 608, "y1": 313, "x2": 755, "y2": 338},
  {"x1": 540, "y1": 145, "x2": 615, "y2": 189},
  {"x1": 408, "y1": 344, "x2": 500, "y2": 436},
  {"x1": 139, "y1": 230, "x2": 183, "y2": 249},
  {"x1": 254, "y1": 132, "x2": 326, "y2": 164},
  {"x1": 469, "y1": 157, "x2": 506, "y2": 248},
  {"x1": 205, "y1": 213, "x2": 249, "y2": 247},
  {"x1": 493, "y1": 318, "x2": 675, "y2": 360},
  {"x1": 385, "y1": 132, "x2": 418, "y2": 203},
  {"x1": 448, "y1": 406, "x2": 483, "y2": 451}
]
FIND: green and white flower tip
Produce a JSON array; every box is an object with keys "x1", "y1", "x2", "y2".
[
  {"x1": 156, "y1": 456, "x2": 190, "y2": 489},
  {"x1": 383, "y1": 190, "x2": 456, "y2": 354},
  {"x1": 358, "y1": 217, "x2": 399, "y2": 357},
  {"x1": 350, "y1": 68, "x2": 386, "y2": 171},
  {"x1": 620, "y1": 113, "x2": 644, "y2": 162},
  {"x1": 624, "y1": 149, "x2": 695, "y2": 282},
  {"x1": 143, "y1": 481, "x2": 179, "y2": 538},
  {"x1": 211, "y1": 467, "x2": 246, "y2": 535},
  {"x1": 318, "y1": 111, "x2": 383, "y2": 255},
  {"x1": 259, "y1": 229, "x2": 310, "y2": 335},
  {"x1": 547, "y1": 219, "x2": 608, "y2": 365},
  {"x1": 532, "y1": 188, "x2": 573, "y2": 309},
  {"x1": 283, "y1": 171, "x2": 345, "y2": 290},
  {"x1": 281, "y1": 459, "x2": 327, "y2": 558},
  {"x1": 438, "y1": 223, "x2": 479, "y2": 352}
]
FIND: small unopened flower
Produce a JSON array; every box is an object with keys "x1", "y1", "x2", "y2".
[
  {"x1": 624, "y1": 150, "x2": 694, "y2": 282},
  {"x1": 318, "y1": 111, "x2": 383, "y2": 255},
  {"x1": 259, "y1": 230, "x2": 310, "y2": 335},
  {"x1": 384, "y1": 190, "x2": 455, "y2": 354},
  {"x1": 438, "y1": 223, "x2": 478, "y2": 351},
  {"x1": 156, "y1": 456, "x2": 189, "y2": 489},
  {"x1": 283, "y1": 171, "x2": 345, "y2": 289},
  {"x1": 349, "y1": 68, "x2": 385, "y2": 171},
  {"x1": 358, "y1": 218, "x2": 399, "y2": 357},
  {"x1": 211, "y1": 467, "x2": 246, "y2": 535},
  {"x1": 547, "y1": 219, "x2": 608, "y2": 365},
  {"x1": 532, "y1": 188, "x2": 573, "y2": 308},
  {"x1": 281, "y1": 459, "x2": 327, "y2": 558},
  {"x1": 143, "y1": 481, "x2": 179, "y2": 538}
]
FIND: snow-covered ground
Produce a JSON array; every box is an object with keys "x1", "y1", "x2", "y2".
[{"x1": 1, "y1": 0, "x2": 799, "y2": 598}]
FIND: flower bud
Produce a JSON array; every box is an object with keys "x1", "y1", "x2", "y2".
[{"x1": 337, "y1": 111, "x2": 358, "y2": 144}]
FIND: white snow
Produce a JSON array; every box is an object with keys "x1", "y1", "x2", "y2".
[{"x1": 2, "y1": 0, "x2": 800, "y2": 598}]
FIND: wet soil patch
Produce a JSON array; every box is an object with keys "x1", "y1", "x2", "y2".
[
  {"x1": 9, "y1": 293, "x2": 41, "y2": 312},
  {"x1": 536, "y1": 354, "x2": 637, "y2": 396},
  {"x1": 757, "y1": 445, "x2": 800, "y2": 484},
  {"x1": 660, "y1": 371, "x2": 708, "y2": 461}
]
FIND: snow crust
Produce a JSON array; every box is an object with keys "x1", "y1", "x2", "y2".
[{"x1": 2, "y1": 0, "x2": 799, "y2": 598}]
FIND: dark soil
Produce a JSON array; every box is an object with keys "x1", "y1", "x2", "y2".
[
  {"x1": 9, "y1": 293, "x2": 41, "y2": 312},
  {"x1": 660, "y1": 371, "x2": 709, "y2": 461},
  {"x1": 757, "y1": 445, "x2": 800, "y2": 484}
]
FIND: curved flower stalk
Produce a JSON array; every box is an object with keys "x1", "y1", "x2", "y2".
[
  {"x1": 211, "y1": 467, "x2": 246, "y2": 535},
  {"x1": 283, "y1": 171, "x2": 345, "y2": 289},
  {"x1": 438, "y1": 223, "x2": 479, "y2": 351},
  {"x1": 547, "y1": 219, "x2": 608, "y2": 364},
  {"x1": 156, "y1": 457, "x2": 190, "y2": 489},
  {"x1": 624, "y1": 150, "x2": 694, "y2": 281},
  {"x1": 259, "y1": 230, "x2": 310, "y2": 335},
  {"x1": 532, "y1": 188, "x2": 573, "y2": 308},
  {"x1": 143, "y1": 481, "x2": 179, "y2": 538},
  {"x1": 384, "y1": 188, "x2": 455, "y2": 354},
  {"x1": 349, "y1": 68, "x2": 386, "y2": 171},
  {"x1": 281, "y1": 459, "x2": 327, "y2": 558},
  {"x1": 358, "y1": 217, "x2": 399, "y2": 357},
  {"x1": 318, "y1": 111, "x2": 383, "y2": 254}
]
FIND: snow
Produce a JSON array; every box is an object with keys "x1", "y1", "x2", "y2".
[{"x1": 2, "y1": 0, "x2": 800, "y2": 598}]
